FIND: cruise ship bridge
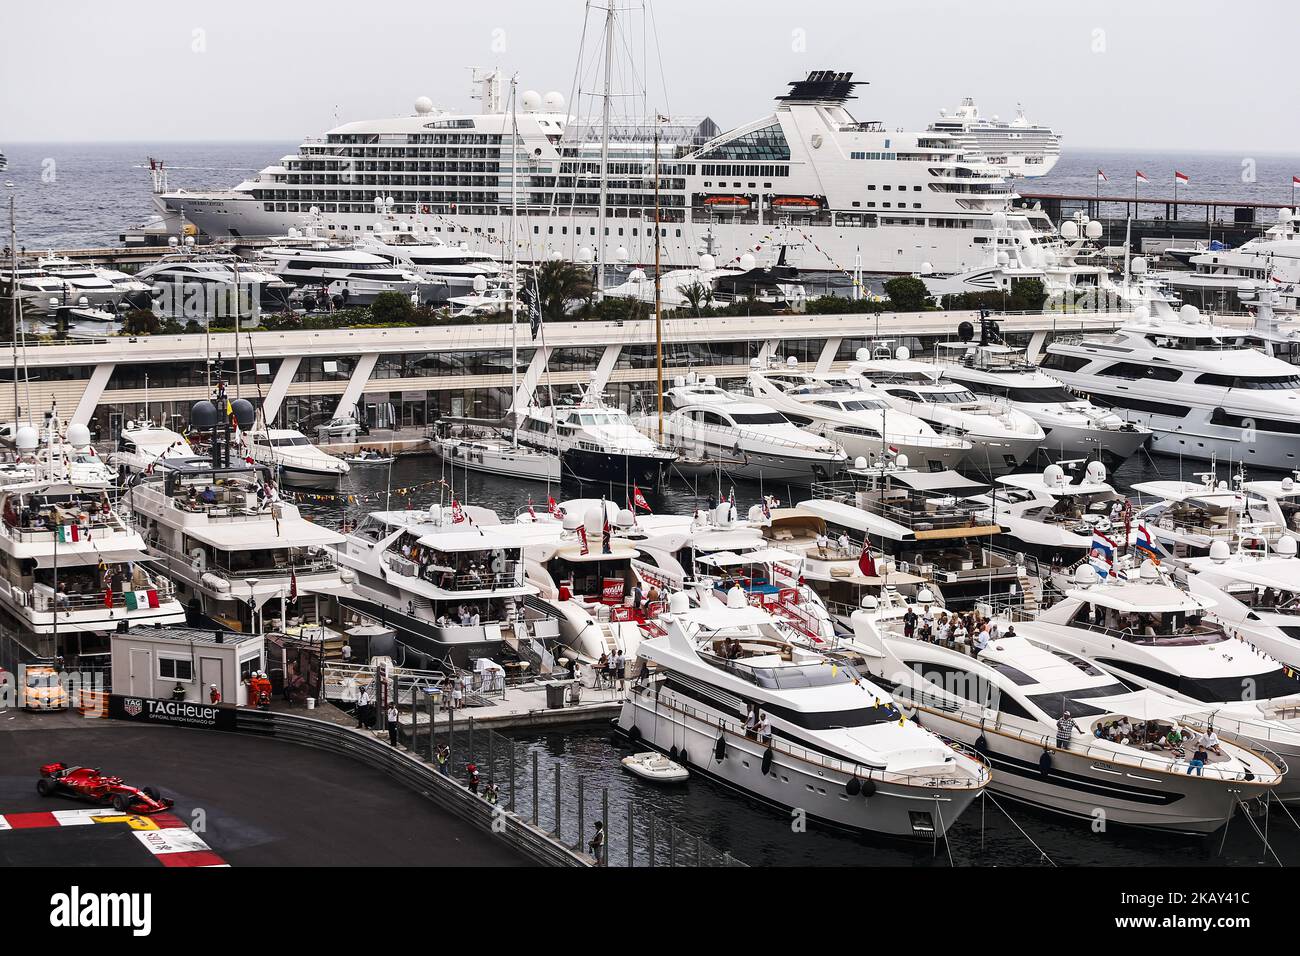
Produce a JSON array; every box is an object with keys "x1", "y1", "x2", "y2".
[{"x1": 2, "y1": 309, "x2": 1121, "y2": 439}]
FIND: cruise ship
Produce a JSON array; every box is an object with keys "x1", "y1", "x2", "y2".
[
  {"x1": 927, "y1": 99, "x2": 1062, "y2": 179},
  {"x1": 153, "y1": 69, "x2": 1060, "y2": 275}
]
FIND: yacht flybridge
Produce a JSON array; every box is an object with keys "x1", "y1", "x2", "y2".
[
  {"x1": 844, "y1": 589, "x2": 1279, "y2": 832},
  {"x1": 519, "y1": 387, "x2": 676, "y2": 485},
  {"x1": 617, "y1": 596, "x2": 989, "y2": 837},
  {"x1": 1042, "y1": 305, "x2": 1300, "y2": 470},
  {"x1": 155, "y1": 63, "x2": 1061, "y2": 275}
]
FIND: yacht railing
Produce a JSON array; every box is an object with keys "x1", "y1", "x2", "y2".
[
  {"x1": 7, "y1": 578, "x2": 177, "y2": 614},
  {"x1": 900, "y1": 683, "x2": 1285, "y2": 784},
  {"x1": 809, "y1": 482, "x2": 991, "y2": 531},
  {"x1": 147, "y1": 537, "x2": 337, "y2": 580},
  {"x1": 629, "y1": 683, "x2": 990, "y2": 791}
]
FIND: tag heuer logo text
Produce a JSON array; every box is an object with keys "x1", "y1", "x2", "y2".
[{"x1": 124, "y1": 698, "x2": 143, "y2": 717}]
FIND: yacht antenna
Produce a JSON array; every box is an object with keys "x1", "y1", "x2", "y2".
[
  {"x1": 508, "y1": 75, "x2": 520, "y2": 450},
  {"x1": 8, "y1": 196, "x2": 19, "y2": 426},
  {"x1": 594, "y1": 0, "x2": 615, "y2": 296}
]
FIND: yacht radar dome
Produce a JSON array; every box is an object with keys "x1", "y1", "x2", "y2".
[
  {"x1": 543, "y1": 91, "x2": 565, "y2": 110},
  {"x1": 854, "y1": 456, "x2": 869, "y2": 469},
  {"x1": 414, "y1": 96, "x2": 434, "y2": 115},
  {"x1": 1043, "y1": 463, "x2": 1066, "y2": 488},
  {"x1": 786, "y1": 356, "x2": 799, "y2": 368},
  {"x1": 472, "y1": 275, "x2": 488, "y2": 293},
  {"x1": 15, "y1": 426, "x2": 37, "y2": 452},
  {"x1": 1278, "y1": 536, "x2": 1298, "y2": 558},
  {"x1": 65, "y1": 423, "x2": 91, "y2": 448},
  {"x1": 738, "y1": 253, "x2": 756, "y2": 271},
  {"x1": 668, "y1": 591, "x2": 690, "y2": 614},
  {"x1": 895, "y1": 454, "x2": 909, "y2": 468},
  {"x1": 1282, "y1": 477, "x2": 1295, "y2": 493},
  {"x1": 896, "y1": 346, "x2": 910, "y2": 360},
  {"x1": 1060, "y1": 220, "x2": 1079, "y2": 240},
  {"x1": 521, "y1": 90, "x2": 542, "y2": 112},
  {"x1": 860, "y1": 594, "x2": 879, "y2": 610},
  {"x1": 1074, "y1": 563, "x2": 1100, "y2": 587},
  {"x1": 1131, "y1": 257, "x2": 1148, "y2": 274},
  {"x1": 1085, "y1": 460, "x2": 1107, "y2": 484},
  {"x1": 856, "y1": 348, "x2": 871, "y2": 362},
  {"x1": 1085, "y1": 220, "x2": 1103, "y2": 240},
  {"x1": 916, "y1": 587, "x2": 935, "y2": 605},
  {"x1": 1139, "y1": 559, "x2": 1161, "y2": 579},
  {"x1": 1179, "y1": 304, "x2": 1200, "y2": 323},
  {"x1": 991, "y1": 211, "x2": 1008, "y2": 230},
  {"x1": 577, "y1": 246, "x2": 593, "y2": 263},
  {"x1": 920, "y1": 261, "x2": 933, "y2": 274},
  {"x1": 561, "y1": 512, "x2": 582, "y2": 532},
  {"x1": 699, "y1": 254, "x2": 716, "y2": 271},
  {"x1": 726, "y1": 585, "x2": 747, "y2": 609},
  {"x1": 1209, "y1": 540, "x2": 1231, "y2": 564}
]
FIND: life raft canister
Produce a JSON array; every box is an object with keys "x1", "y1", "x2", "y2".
[
  {"x1": 713, "y1": 735, "x2": 726, "y2": 762},
  {"x1": 1038, "y1": 750, "x2": 1053, "y2": 777},
  {"x1": 761, "y1": 748, "x2": 774, "y2": 776}
]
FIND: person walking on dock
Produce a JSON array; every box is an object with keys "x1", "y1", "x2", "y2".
[
  {"x1": 587, "y1": 821, "x2": 606, "y2": 864},
  {"x1": 386, "y1": 703, "x2": 399, "y2": 746}
]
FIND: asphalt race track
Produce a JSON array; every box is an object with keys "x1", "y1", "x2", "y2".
[{"x1": 0, "y1": 723, "x2": 527, "y2": 866}]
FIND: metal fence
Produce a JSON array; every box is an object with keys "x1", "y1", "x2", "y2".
[{"x1": 403, "y1": 699, "x2": 743, "y2": 867}]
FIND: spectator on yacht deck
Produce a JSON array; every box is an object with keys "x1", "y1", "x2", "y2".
[
  {"x1": 815, "y1": 532, "x2": 829, "y2": 557},
  {"x1": 974, "y1": 628, "x2": 989, "y2": 655},
  {"x1": 756, "y1": 711, "x2": 772, "y2": 745},
  {"x1": 200, "y1": 486, "x2": 217, "y2": 504},
  {"x1": 1056, "y1": 710, "x2": 1075, "y2": 749},
  {"x1": 837, "y1": 532, "x2": 852, "y2": 557},
  {"x1": 1196, "y1": 728, "x2": 1223, "y2": 756}
]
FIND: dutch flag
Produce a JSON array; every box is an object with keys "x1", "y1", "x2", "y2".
[
  {"x1": 1134, "y1": 524, "x2": 1161, "y2": 564},
  {"x1": 1091, "y1": 529, "x2": 1117, "y2": 564}
]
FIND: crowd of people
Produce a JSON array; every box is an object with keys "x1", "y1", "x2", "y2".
[{"x1": 901, "y1": 606, "x2": 1009, "y2": 655}]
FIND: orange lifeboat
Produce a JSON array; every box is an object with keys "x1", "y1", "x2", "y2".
[
  {"x1": 703, "y1": 195, "x2": 752, "y2": 212},
  {"x1": 771, "y1": 196, "x2": 822, "y2": 211}
]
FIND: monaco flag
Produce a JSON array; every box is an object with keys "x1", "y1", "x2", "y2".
[
  {"x1": 1135, "y1": 170, "x2": 1148, "y2": 183},
  {"x1": 1293, "y1": 175, "x2": 1300, "y2": 186},
  {"x1": 1096, "y1": 169, "x2": 1107, "y2": 182},
  {"x1": 1175, "y1": 170, "x2": 1189, "y2": 185}
]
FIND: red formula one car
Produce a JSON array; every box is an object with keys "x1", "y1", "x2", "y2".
[{"x1": 36, "y1": 762, "x2": 174, "y2": 814}]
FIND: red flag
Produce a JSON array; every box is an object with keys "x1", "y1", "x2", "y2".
[
  {"x1": 527, "y1": 497, "x2": 536, "y2": 520},
  {"x1": 104, "y1": 588, "x2": 113, "y2": 609},
  {"x1": 858, "y1": 543, "x2": 877, "y2": 578},
  {"x1": 547, "y1": 496, "x2": 564, "y2": 519},
  {"x1": 1135, "y1": 170, "x2": 1148, "y2": 183},
  {"x1": 289, "y1": 569, "x2": 298, "y2": 600},
  {"x1": 1293, "y1": 175, "x2": 1300, "y2": 186},
  {"x1": 1174, "y1": 170, "x2": 1189, "y2": 185},
  {"x1": 450, "y1": 497, "x2": 466, "y2": 524},
  {"x1": 576, "y1": 524, "x2": 589, "y2": 555},
  {"x1": 631, "y1": 485, "x2": 652, "y2": 513}
]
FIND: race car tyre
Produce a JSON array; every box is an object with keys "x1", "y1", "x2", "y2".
[
  {"x1": 143, "y1": 787, "x2": 160, "y2": 800},
  {"x1": 112, "y1": 794, "x2": 131, "y2": 812},
  {"x1": 36, "y1": 778, "x2": 54, "y2": 797}
]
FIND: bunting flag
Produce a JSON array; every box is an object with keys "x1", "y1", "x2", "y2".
[
  {"x1": 576, "y1": 524, "x2": 589, "y2": 555},
  {"x1": 1174, "y1": 170, "x2": 1189, "y2": 185},
  {"x1": 631, "y1": 485, "x2": 652, "y2": 513},
  {"x1": 1135, "y1": 170, "x2": 1149, "y2": 183}
]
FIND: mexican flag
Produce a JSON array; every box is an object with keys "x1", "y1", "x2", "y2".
[
  {"x1": 57, "y1": 525, "x2": 79, "y2": 543},
  {"x1": 123, "y1": 589, "x2": 159, "y2": 611}
]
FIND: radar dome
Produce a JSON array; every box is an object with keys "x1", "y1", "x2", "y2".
[
  {"x1": 996, "y1": 251, "x2": 1010, "y2": 267},
  {"x1": 521, "y1": 90, "x2": 542, "y2": 112},
  {"x1": 698, "y1": 254, "x2": 716, "y2": 272},
  {"x1": 1043, "y1": 463, "x2": 1065, "y2": 488},
  {"x1": 668, "y1": 591, "x2": 690, "y2": 614},
  {"x1": 1278, "y1": 536, "x2": 1298, "y2": 558},
  {"x1": 1280, "y1": 208, "x2": 1293, "y2": 224},
  {"x1": 1179, "y1": 304, "x2": 1201, "y2": 323},
  {"x1": 916, "y1": 587, "x2": 935, "y2": 605},
  {"x1": 561, "y1": 512, "x2": 583, "y2": 532},
  {"x1": 1282, "y1": 477, "x2": 1295, "y2": 493},
  {"x1": 543, "y1": 91, "x2": 565, "y2": 110},
  {"x1": 1059, "y1": 220, "x2": 1079, "y2": 240},
  {"x1": 856, "y1": 348, "x2": 871, "y2": 363},
  {"x1": 860, "y1": 594, "x2": 879, "y2": 610},
  {"x1": 308, "y1": 205, "x2": 320, "y2": 217},
  {"x1": 714, "y1": 502, "x2": 733, "y2": 527},
  {"x1": 919, "y1": 261, "x2": 933, "y2": 275},
  {"x1": 991, "y1": 211, "x2": 1008, "y2": 230},
  {"x1": 616, "y1": 508, "x2": 635, "y2": 528},
  {"x1": 894, "y1": 453, "x2": 909, "y2": 468},
  {"x1": 615, "y1": 246, "x2": 629, "y2": 263},
  {"x1": 15, "y1": 426, "x2": 38, "y2": 452},
  {"x1": 854, "y1": 456, "x2": 869, "y2": 470},
  {"x1": 628, "y1": 268, "x2": 646, "y2": 283},
  {"x1": 230, "y1": 398, "x2": 256, "y2": 430},
  {"x1": 472, "y1": 274, "x2": 488, "y2": 293},
  {"x1": 65, "y1": 423, "x2": 91, "y2": 448},
  {"x1": 1209, "y1": 540, "x2": 1231, "y2": 564},
  {"x1": 414, "y1": 96, "x2": 434, "y2": 115},
  {"x1": 1085, "y1": 460, "x2": 1107, "y2": 484},
  {"x1": 738, "y1": 253, "x2": 756, "y2": 272},
  {"x1": 1139, "y1": 559, "x2": 1160, "y2": 579},
  {"x1": 1074, "y1": 563, "x2": 1100, "y2": 587},
  {"x1": 1085, "y1": 220, "x2": 1103, "y2": 240},
  {"x1": 1134, "y1": 306, "x2": 1150, "y2": 323},
  {"x1": 190, "y1": 399, "x2": 220, "y2": 431},
  {"x1": 896, "y1": 346, "x2": 910, "y2": 361},
  {"x1": 577, "y1": 246, "x2": 593, "y2": 264},
  {"x1": 1131, "y1": 256, "x2": 1148, "y2": 274},
  {"x1": 786, "y1": 355, "x2": 799, "y2": 367},
  {"x1": 726, "y1": 585, "x2": 747, "y2": 609}
]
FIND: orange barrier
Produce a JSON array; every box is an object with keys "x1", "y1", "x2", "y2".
[{"x1": 78, "y1": 688, "x2": 108, "y2": 718}]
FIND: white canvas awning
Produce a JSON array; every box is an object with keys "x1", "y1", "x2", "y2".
[
  {"x1": 185, "y1": 521, "x2": 344, "y2": 550},
  {"x1": 34, "y1": 548, "x2": 142, "y2": 568},
  {"x1": 698, "y1": 548, "x2": 802, "y2": 568},
  {"x1": 1073, "y1": 688, "x2": 1210, "y2": 722}
]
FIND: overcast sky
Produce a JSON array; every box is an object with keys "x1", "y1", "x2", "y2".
[{"x1": 3, "y1": 0, "x2": 1296, "y2": 153}]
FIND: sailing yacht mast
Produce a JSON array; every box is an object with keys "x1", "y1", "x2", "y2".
[
  {"x1": 594, "y1": 0, "x2": 615, "y2": 295},
  {"x1": 509, "y1": 75, "x2": 520, "y2": 449},
  {"x1": 8, "y1": 197, "x2": 18, "y2": 425},
  {"x1": 654, "y1": 118, "x2": 663, "y2": 442}
]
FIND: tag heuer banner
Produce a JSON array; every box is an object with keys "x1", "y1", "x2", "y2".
[{"x1": 108, "y1": 694, "x2": 236, "y2": 731}]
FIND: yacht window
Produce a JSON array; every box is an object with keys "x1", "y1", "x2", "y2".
[
  {"x1": 1098, "y1": 362, "x2": 1181, "y2": 382},
  {"x1": 1026, "y1": 682, "x2": 1132, "y2": 719},
  {"x1": 1196, "y1": 373, "x2": 1300, "y2": 390},
  {"x1": 729, "y1": 412, "x2": 788, "y2": 425},
  {"x1": 1006, "y1": 386, "x2": 1077, "y2": 403}
]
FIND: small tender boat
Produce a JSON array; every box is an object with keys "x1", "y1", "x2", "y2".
[
  {"x1": 621, "y1": 751, "x2": 689, "y2": 783},
  {"x1": 343, "y1": 451, "x2": 395, "y2": 465}
]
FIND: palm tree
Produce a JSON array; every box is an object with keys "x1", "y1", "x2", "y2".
[
  {"x1": 681, "y1": 280, "x2": 713, "y2": 314},
  {"x1": 534, "y1": 260, "x2": 593, "y2": 319}
]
